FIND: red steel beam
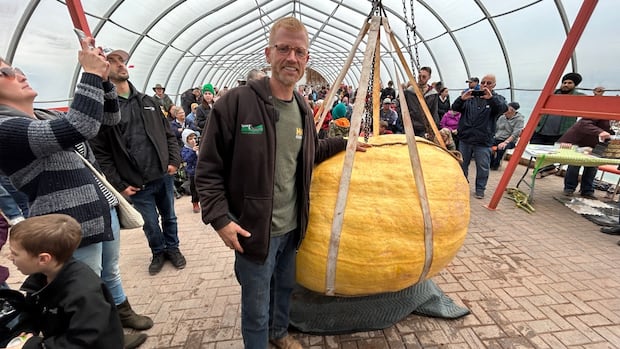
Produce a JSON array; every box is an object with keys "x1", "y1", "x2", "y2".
[
  {"x1": 487, "y1": 0, "x2": 599, "y2": 210},
  {"x1": 66, "y1": 0, "x2": 91, "y2": 37}
]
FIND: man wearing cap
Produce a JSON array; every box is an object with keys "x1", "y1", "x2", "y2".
[
  {"x1": 463, "y1": 77, "x2": 480, "y2": 93},
  {"x1": 380, "y1": 98, "x2": 398, "y2": 132},
  {"x1": 90, "y1": 49, "x2": 186, "y2": 276},
  {"x1": 531, "y1": 72, "x2": 584, "y2": 145},
  {"x1": 152, "y1": 83, "x2": 174, "y2": 116},
  {"x1": 490, "y1": 102, "x2": 525, "y2": 170}
]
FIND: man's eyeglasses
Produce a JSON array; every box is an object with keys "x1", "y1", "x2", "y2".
[
  {"x1": 0, "y1": 66, "x2": 25, "y2": 79},
  {"x1": 480, "y1": 81, "x2": 494, "y2": 85},
  {"x1": 272, "y1": 44, "x2": 308, "y2": 59}
]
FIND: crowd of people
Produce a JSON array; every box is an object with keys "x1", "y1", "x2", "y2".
[{"x1": 0, "y1": 15, "x2": 617, "y2": 349}]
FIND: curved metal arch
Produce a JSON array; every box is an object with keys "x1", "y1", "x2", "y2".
[
  {"x1": 158, "y1": 0, "x2": 259, "y2": 93},
  {"x1": 6, "y1": 0, "x2": 39, "y2": 64},
  {"x1": 553, "y1": 0, "x2": 578, "y2": 73},
  {"x1": 472, "y1": 1, "x2": 515, "y2": 101},
  {"x1": 182, "y1": 1, "x2": 280, "y2": 93}
]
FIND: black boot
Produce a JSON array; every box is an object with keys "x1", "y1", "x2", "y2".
[
  {"x1": 600, "y1": 225, "x2": 620, "y2": 235},
  {"x1": 124, "y1": 333, "x2": 147, "y2": 349},
  {"x1": 117, "y1": 299, "x2": 154, "y2": 330}
]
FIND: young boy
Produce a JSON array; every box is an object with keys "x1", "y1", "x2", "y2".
[
  {"x1": 8, "y1": 214, "x2": 124, "y2": 348},
  {"x1": 181, "y1": 129, "x2": 200, "y2": 213}
]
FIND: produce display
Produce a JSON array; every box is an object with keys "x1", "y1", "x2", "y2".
[{"x1": 296, "y1": 134, "x2": 470, "y2": 296}]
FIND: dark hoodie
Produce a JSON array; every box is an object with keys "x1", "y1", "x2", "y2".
[{"x1": 195, "y1": 77, "x2": 347, "y2": 263}]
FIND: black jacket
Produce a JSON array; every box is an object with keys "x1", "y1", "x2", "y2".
[
  {"x1": 90, "y1": 82, "x2": 181, "y2": 190},
  {"x1": 452, "y1": 92, "x2": 508, "y2": 147},
  {"x1": 195, "y1": 77, "x2": 347, "y2": 263},
  {"x1": 20, "y1": 259, "x2": 123, "y2": 349}
]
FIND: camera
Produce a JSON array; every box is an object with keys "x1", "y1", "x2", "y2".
[{"x1": 471, "y1": 90, "x2": 485, "y2": 97}]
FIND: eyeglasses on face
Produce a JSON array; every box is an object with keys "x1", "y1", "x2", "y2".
[
  {"x1": 480, "y1": 81, "x2": 494, "y2": 85},
  {"x1": 272, "y1": 44, "x2": 308, "y2": 58},
  {"x1": 0, "y1": 66, "x2": 25, "y2": 79}
]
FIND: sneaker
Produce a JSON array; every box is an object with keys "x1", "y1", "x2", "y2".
[
  {"x1": 165, "y1": 249, "x2": 187, "y2": 269},
  {"x1": 563, "y1": 189, "x2": 575, "y2": 197},
  {"x1": 149, "y1": 253, "x2": 165, "y2": 275},
  {"x1": 474, "y1": 193, "x2": 484, "y2": 199},
  {"x1": 269, "y1": 335, "x2": 303, "y2": 349},
  {"x1": 192, "y1": 202, "x2": 200, "y2": 213},
  {"x1": 580, "y1": 192, "x2": 597, "y2": 200}
]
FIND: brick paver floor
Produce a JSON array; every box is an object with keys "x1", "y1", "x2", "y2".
[{"x1": 3, "y1": 161, "x2": 620, "y2": 348}]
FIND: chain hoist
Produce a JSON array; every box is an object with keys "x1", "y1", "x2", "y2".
[{"x1": 402, "y1": 0, "x2": 420, "y2": 72}]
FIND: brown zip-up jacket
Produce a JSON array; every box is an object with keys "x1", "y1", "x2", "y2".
[{"x1": 195, "y1": 77, "x2": 346, "y2": 263}]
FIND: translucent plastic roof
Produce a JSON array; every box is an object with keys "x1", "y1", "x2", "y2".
[{"x1": 2, "y1": 0, "x2": 617, "y2": 118}]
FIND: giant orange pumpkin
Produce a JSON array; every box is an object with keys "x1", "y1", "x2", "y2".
[{"x1": 296, "y1": 134, "x2": 469, "y2": 296}]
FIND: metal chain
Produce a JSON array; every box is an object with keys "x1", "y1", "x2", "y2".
[
  {"x1": 402, "y1": 0, "x2": 415, "y2": 69},
  {"x1": 364, "y1": 4, "x2": 381, "y2": 143},
  {"x1": 411, "y1": 0, "x2": 420, "y2": 71}
]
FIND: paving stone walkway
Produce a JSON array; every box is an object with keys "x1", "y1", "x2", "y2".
[{"x1": 3, "y1": 162, "x2": 620, "y2": 348}]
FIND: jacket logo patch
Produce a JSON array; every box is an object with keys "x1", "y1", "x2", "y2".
[
  {"x1": 241, "y1": 124, "x2": 264, "y2": 134},
  {"x1": 296, "y1": 127, "x2": 303, "y2": 139}
]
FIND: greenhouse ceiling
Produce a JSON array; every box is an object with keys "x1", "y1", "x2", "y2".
[{"x1": 1, "y1": 0, "x2": 618, "y2": 116}]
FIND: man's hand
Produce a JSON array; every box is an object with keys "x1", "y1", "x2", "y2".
[
  {"x1": 78, "y1": 37, "x2": 109, "y2": 79},
  {"x1": 167, "y1": 165, "x2": 178, "y2": 175},
  {"x1": 355, "y1": 142, "x2": 372, "y2": 152},
  {"x1": 216, "y1": 221, "x2": 251, "y2": 253},
  {"x1": 461, "y1": 89, "x2": 474, "y2": 100},
  {"x1": 599, "y1": 131, "x2": 611, "y2": 141},
  {"x1": 122, "y1": 185, "x2": 141, "y2": 196}
]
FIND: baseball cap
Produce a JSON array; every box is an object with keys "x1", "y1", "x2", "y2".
[
  {"x1": 383, "y1": 98, "x2": 391, "y2": 104},
  {"x1": 465, "y1": 77, "x2": 479, "y2": 83},
  {"x1": 106, "y1": 49, "x2": 129, "y2": 63}
]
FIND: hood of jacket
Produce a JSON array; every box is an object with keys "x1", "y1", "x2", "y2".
[{"x1": 182, "y1": 128, "x2": 197, "y2": 147}]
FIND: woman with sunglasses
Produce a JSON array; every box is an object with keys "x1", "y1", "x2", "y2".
[{"x1": 0, "y1": 38, "x2": 150, "y2": 348}]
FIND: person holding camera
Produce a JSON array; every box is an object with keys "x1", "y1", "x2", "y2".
[{"x1": 452, "y1": 74, "x2": 508, "y2": 199}]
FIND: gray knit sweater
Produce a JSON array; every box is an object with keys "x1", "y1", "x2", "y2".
[{"x1": 0, "y1": 73, "x2": 121, "y2": 247}]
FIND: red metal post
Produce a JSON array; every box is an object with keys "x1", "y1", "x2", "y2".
[
  {"x1": 486, "y1": 0, "x2": 599, "y2": 210},
  {"x1": 66, "y1": 0, "x2": 92, "y2": 37}
]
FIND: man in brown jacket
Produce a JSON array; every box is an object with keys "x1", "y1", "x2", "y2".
[{"x1": 195, "y1": 17, "x2": 368, "y2": 349}]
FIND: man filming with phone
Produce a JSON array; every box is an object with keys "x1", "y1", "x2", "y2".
[{"x1": 451, "y1": 74, "x2": 508, "y2": 199}]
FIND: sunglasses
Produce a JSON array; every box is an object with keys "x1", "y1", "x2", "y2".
[
  {"x1": 0, "y1": 66, "x2": 25, "y2": 79},
  {"x1": 272, "y1": 44, "x2": 308, "y2": 59},
  {"x1": 480, "y1": 81, "x2": 495, "y2": 85}
]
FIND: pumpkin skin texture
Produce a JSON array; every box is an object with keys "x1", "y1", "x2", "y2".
[{"x1": 296, "y1": 134, "x2": 469, "y2": 296}]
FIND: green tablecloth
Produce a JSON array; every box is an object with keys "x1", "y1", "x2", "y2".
[
  {"x1": 535, "y1": 148, "x2": 620, "y2": 168},
  {"x1": 517, "y1": 146, "x2": 620, "y2": 203}
]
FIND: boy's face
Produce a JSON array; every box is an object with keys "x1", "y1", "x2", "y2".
[
  {"x1": 187, "y1": 134, "x2": 196, "y2": 146},
  {"x1": 8, "y1": 240, "x2": 41, "y2": 275}
]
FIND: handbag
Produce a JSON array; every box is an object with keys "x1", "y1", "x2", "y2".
[{"x1": 75, "y1": 152, "x2": 144, "y2": 229}]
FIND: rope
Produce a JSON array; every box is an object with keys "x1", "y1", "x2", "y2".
[{"x1": 506, "y1": 187, "x2": 535, "y2": 213}]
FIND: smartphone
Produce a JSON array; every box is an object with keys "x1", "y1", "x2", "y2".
[
  {"x1": 73, "y1": 28, "x2": 95, "y2": 48},
  {"x1": 471, "y1": 90, "x2": 485, "y2": 97}
]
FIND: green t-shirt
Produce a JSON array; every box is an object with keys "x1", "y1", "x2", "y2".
[{"x1": 271, "y1": 98, "x2": 303, "y2": 236}]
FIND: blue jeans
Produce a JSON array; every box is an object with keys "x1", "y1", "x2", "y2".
[
  {"x1": 130, "y1": 175, "x2": 179, "y2": 254},
  {"x1": 564, "y1": 165, "x2": 597, "y2": 194},
  {"x1": 235, "y1": 231, "x2": 297, "y2": 349},
  {"x1": 73, "y1": 207, "x2": 126, "y2": 305},
  {"x1": 459, "y1": 141, "x2": 491, "y2": 195},
  {"x1": 490, "y1": 139, "x2": 515, "y2": 169}
]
